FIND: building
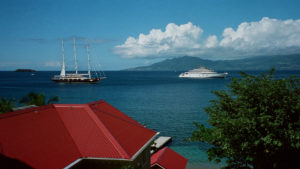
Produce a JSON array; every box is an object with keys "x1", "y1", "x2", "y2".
[
  {"x1": 0, "y1": 100, "x2": 159, "y2": 169},
  {"x1": 151, "y1": 147, "x2": 188, "y2": 169}
]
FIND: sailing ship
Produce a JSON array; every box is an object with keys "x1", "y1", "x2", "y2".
[{"x1": 51, "y1": 38, "x2": 104, "y2": 83}]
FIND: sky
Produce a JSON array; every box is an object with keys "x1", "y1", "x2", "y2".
[{"x1": 0, "y1": 0, "x2": 300, "y2": 70}]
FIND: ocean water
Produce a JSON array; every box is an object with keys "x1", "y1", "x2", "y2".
[{"x1": 0, "y1": 70, "x2": 299, "y2": 169}]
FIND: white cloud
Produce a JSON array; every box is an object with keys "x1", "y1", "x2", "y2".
[
  {"x1": 205, "y1": 35, "x2": 218, "y2": 48},
  {"x1": 114, "y1": 22, "x2": 203, "y2": 58},
  {"x1": 219, "y1": 17, "x2": 300, "y2": 58},
  {"x1": 114, "y1": 18, "x2": 300, "y2": 60}
]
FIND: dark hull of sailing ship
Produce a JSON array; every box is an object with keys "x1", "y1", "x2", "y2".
[{"x1": 51, "y1": 75, "x2": 100, "y2": 83}]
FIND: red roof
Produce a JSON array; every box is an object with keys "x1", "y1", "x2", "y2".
[
  {"x1": 151, "y1": 147, "x2": 188, "y2": 169},
  {"x1": 0, "y1": 100, "x2": 157, "y2": 169}
]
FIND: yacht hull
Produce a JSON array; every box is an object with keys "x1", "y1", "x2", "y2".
[
  {"x1": 179, "y1": 73, "x2": 227, "y2": 78},
  {"x1": 179, "y1": 67, "x2": 228, "y2": 79}
]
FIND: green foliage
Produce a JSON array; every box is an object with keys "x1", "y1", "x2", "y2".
[
  {"x1": 19, "y1": 92, "x2": 59, "y2": 106},
  {"x1": 189, "y1": 69, "x2": 300, "y2": 169},
  {"x1": 0, "y1": 92, "x2": 59, "y2": 114},
  {"x1": 0, "y1": 97, "x2": 15, "y2": 114},
  {"x1": 121, "y1": 165, "x2": 134, "y2": 169}
]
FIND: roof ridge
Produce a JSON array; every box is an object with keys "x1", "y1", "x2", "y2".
[
  {"x1": 53, "y1": 105, "x2": 83, "y2": 157},
  {"x1": 89, "y1": 103, "x2": 149, "y2": 130},
  {"x1": 83, "y1": 105, "x2": 131, "y2": 159},
  {"x1": 94, "y1": 107, "x2": 141, "y2": 126},
  {"x1": 156, "y1": 146, "x2": 169, "y2": 164}
]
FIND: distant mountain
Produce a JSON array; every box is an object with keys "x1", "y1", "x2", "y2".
[{"x1": 126, "y1": 54, "x2": 300, "y2": 71}]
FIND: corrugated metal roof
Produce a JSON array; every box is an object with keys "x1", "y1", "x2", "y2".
[
  {"x1": 151, "y1": 147, "x2": 188, "y2": 169},
  {"x1": 0, "y1": 105, "x2": 81, "y2": 169},
  {"x1": 90, "y1": 101, "x2": 157, "y2": 157},
  {"x1": 0, "y1": 100, "x2": 157, "y2": 169}
]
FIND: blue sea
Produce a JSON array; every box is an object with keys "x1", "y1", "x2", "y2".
[{"x1": 1, "y1": 70, "x2": 299, "y2": 169}]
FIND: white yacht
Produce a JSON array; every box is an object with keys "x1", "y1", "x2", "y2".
[{"x1": 179, "y1": 67, "x2": 228, "y2": 79}]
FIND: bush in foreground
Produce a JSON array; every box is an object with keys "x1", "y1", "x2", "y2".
[{"x1": 190, "y1": 69, "x2": 300, "y2": 169}]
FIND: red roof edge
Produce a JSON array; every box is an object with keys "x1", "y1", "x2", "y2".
[
  {"x1": 151, "y1": 164, "x2": 165, "y2": 169},
  {"x1": 65, "y1": 133, "x2": 159, "y2": 169},
  {"x1": 131, "y1": 132, "x2": 159, "y2": 160},
  {"x1": 0, "y1": 104, "x2": 54, "y2": 119},
  {"x1": 86, "y1": 100, "x2": 106, "y2": 105}
]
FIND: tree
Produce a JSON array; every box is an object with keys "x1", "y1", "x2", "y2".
[
  {"x1": 0, "y1": 97, "x2": 15, "y2": 114},
  {"x1": 19, "y1": 92, "x2": 59, "y2": 106},
  {"x1": 189, "y1": 69, "x2": 300, "y2": 169}
]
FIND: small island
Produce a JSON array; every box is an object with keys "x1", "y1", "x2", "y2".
[{"x1": 15, "y1": 69, "x2": 36, "y2": 72}]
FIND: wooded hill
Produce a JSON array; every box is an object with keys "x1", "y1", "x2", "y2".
[{"x1": 126, "y1": 54, "x2": 300, "y2": 71}]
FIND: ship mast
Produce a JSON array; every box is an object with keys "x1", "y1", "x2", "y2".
[
  {"x1": 73, "y1": 37, "x2": 78, "y2": 74},
  {"x1": 86, "y1": 38, "x2": 91, "y2": 79},
  {"x1": 60, "y1": 39, "x2": 66, "y2": 77}
]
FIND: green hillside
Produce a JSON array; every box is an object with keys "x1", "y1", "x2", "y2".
[{"x1": 126, "y1": 54, "x2": 300, "y2": 71}]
